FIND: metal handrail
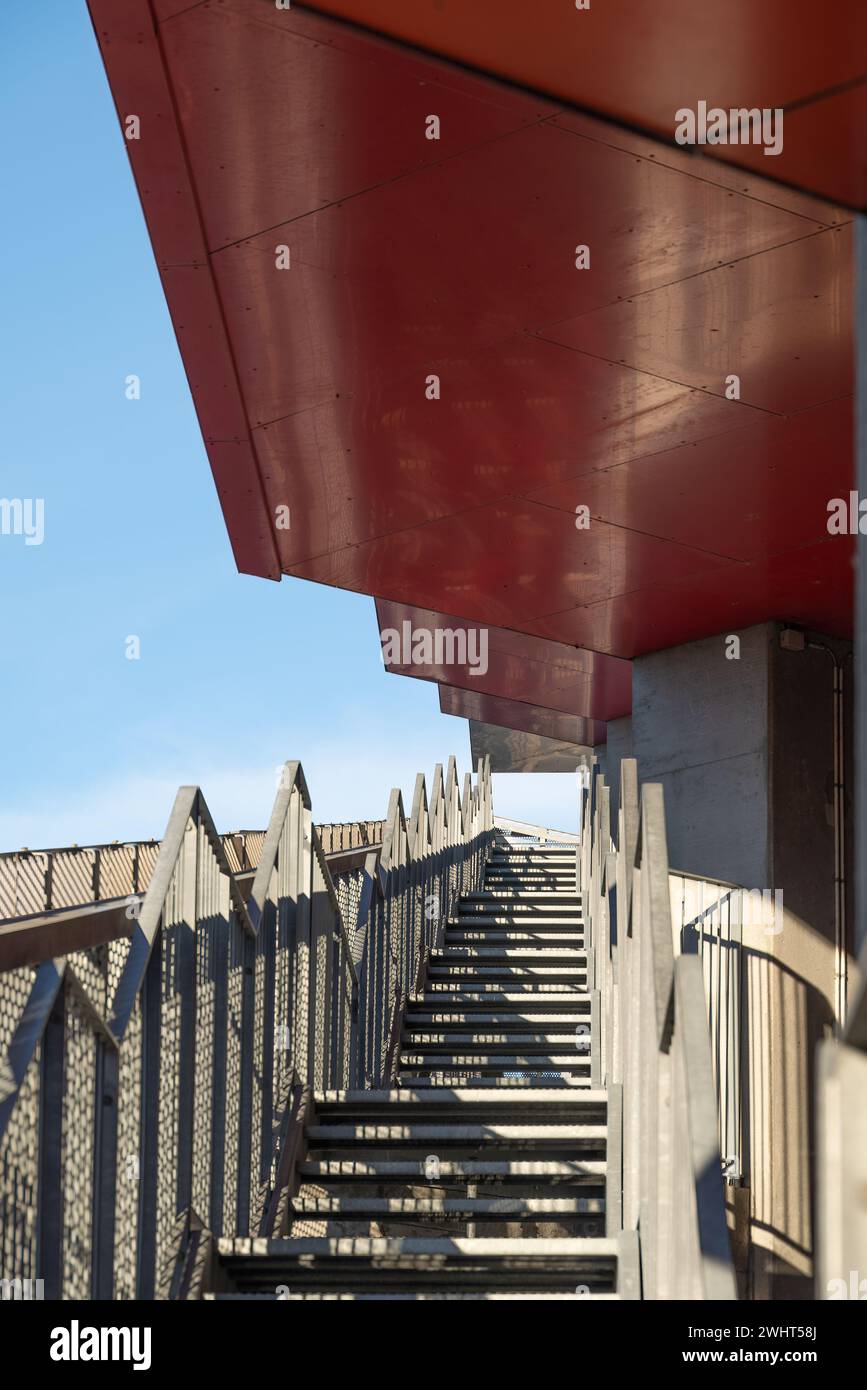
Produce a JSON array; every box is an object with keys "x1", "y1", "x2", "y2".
[{"x1": 0, "y1": 754, "x2": 493, "y2": 1299}]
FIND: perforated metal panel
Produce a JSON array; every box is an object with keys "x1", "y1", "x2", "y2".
[
  {"x1": 0, "y1": 1038, "x2": 40, "y2": 1284},
  {"x1": 113, "y1": 980, "x2": 142, "y2": 1300},
  {"x1": 0, "y1": 854, "x2": 48, "y2": 918},
  {"x1": 60, "y1": 986, "x2": 96, "y2": 1299}
]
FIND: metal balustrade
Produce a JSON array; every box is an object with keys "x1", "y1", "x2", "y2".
[
  {"x1": 581, "y1": 756, "x2": 737, "y2": 1299},
  {"x1": 0, "y1": 755, "x2": 492, "y2": 1299},
  {"x1": 670, "y1": 874, "x2": 745, "y2": 1191}
]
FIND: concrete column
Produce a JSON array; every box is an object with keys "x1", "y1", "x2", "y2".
[
  {"x1": 630, "y1": 623, "x2": 771, "y2": 886},
  {"x1": 622, "y1": 620, "x2": 853, "y2": 1299}
]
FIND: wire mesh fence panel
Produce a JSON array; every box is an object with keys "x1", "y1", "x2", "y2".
[
  {"x1": 59, "y1": 985, "x2": 97, "y2": 1299},
  {"x1": 218, "y1": 916, "x2": 246, "y2": 1237},
  {"x1": 241, "y1": 832, "x2": 265, "y2": 870},
  {"x1": 51, "y1": 850, "x2": 96, "y2": 910},
  {"x1": 136, "y1": 843, "x2": 161, "y2": 894},
  {"x1": 98, "y1": 846, "x2": 139, "y2": 902},
  {"x1": 268, "y1": 793, "x2": 302, "y2": 1208},
  {"x1": 0, "y1": 1042, "x2": 42, "y2": 1285},
  {"x1": 0, "y1": 853, "x2": 48, "y2": 918},
  {"x1": 191, "y1": 829, "x2": 222, "y2": 1234},
  {"x1": 153, "y1": 922, "x2": 184, "y2": 1297},
  {"x1": 112, "y1": 981, "x2": 142, "y2": 1300},
  {"x1": 221, "y1": 837, "x2": 244, "y2": 875},
  {"x1": 0, "y1": 843, "x2": 166, "y2": 919},
  {"x1": 310, "y1": 857, "x2": 332, "y2": 1092},
  {"x1": 0, "y1": 966, "x2": 35, "y2": 1069}
]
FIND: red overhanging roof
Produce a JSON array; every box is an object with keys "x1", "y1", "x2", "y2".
[
  {"x1": 301, "y1": 0, "x2": 867, "y2": 210},
  {"x1": 377, "y1": 600, "x2": 629, "y2": 724},
  {"x1": 87, "y1": 0, "x2": 856, "y2": 741},
  {"x1": 439, "y1": 686, "x2": 606, "y2": 751}
]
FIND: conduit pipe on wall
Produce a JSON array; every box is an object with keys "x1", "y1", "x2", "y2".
[{"x1": 807, "y1": 640, "x2": 850, "y2": 1030}]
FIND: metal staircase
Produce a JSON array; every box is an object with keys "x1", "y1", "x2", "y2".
[
  {"x1": 0, "y1": 755, "x2": 735, "y2": 1302},
  {"x1": 209, "y1": 836, "x2": 639, "y2": 1299}
]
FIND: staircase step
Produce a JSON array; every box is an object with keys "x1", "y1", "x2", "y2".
[
  {"x1": 406, "y1": 1012, "x2": 590, "y2": 1028},
  {"x1": 483, "y1": 884, "x2": 577, "y2": 892},
  {"x1": 458, "y1": 902, "x2": 582, "y2": 912},
  {"x1": 216, "y1": 1236, "x2": 621, "y2": 1293},
  {"x1": 435, "y1": 947, "x2": 585, "y2": 962},
  {"x1": 487, "y1": 864, "x2": 575, "y2": 871},
  {"x1": 485, "y1": 870, "x2": 576, "y2": 876},
  {"x1": 211, "y1": 1291, "x2": 618, "y2": 1300},
  {"x1": 486, "y1": 870, "x2": 576, "y2": 877},
  {"x1": 492, "y1": 842, "x2": 577, "y2": 848},
  {"x1": 462, "y1": 896, "x2": 581, "y2": 904},
  {"x1": 446, "y1": 932, "x2": 584, "y2": 946},
  {"x1": 397, "y1": 1067, "x2": 589, "y2": 1078},
  {"x1": 305, "y1": 1124, "x2": 606, "y2": 1148},
  {"x1": 401, "y1": 1074, "x2": 589, "y2": 1088},
  {"x1": 452, "y1": 917, "x2": 583, "y2": 929},
  {"x1": 402, "y1": 1032, "x2": 591, "y2": 1048},
  {"x1": 483, "y1": 867, "x2": 578, "y2": 878},
  {"x1": 300, "y1": 1158, "x2": 607, "y2": 1181},
  {"x1": 462, "y1": 896, "x2": 581, "y2": 906},
  {"x1": 291, "y1": 1195, "x2": 604, "y2": 1218},
  {"x1": 400, "y1": 1045, "x2": 590, "y2": 1059},
  {"x1": 461, "y1": 904, "x2": 581, "y2": 912},
  {"x1": 458, "y1": 905, "x2": 582, "y2": 913},
  {"x1": 489, "y1": 855, "x2": 575, "y2": 862},
  {"x1": 482, "y1": 885, "x2": 577, "y2": 893},
  {"x1": 428, "y1": 962, "x2": 586, "y2": 974},
  {"x1": 455, "y1": 902, "x2": 582, "y2": 912},
  {"x1": 426, "y1": 967, "x2": 587, "y2": 982},
  {"x1": 490, "y1": 853, "x2": 576, "y2": 861},
  {"x1": 483, "y1": 884, "x2": 576, "y2": 892},
  {"x1": 418, "y1": 989, "x2": 589, "y2": 1005},
  {"x1": 457, "y1": 906, "x2": 583, "y2": 917},
  {"x1": 314, "y1": 1087, "x2": 605, "y2": 1110},
  {"x1": 456, "y1": 920, "x2": 583, "y2": 929},
  {"x1": 488, "y1": 866, "x2": 576, "y2": 872},
  {"x1": 488, "y1": 855, "x2": 576, "y2": 860},
  {"x1": 424, "y1": 987, "x2": 585, "y2": 999}
]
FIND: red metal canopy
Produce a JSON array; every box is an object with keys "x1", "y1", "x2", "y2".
[
  {"x1": 439, "y1": 685, "x2": 606, "y2": 751},
  {"x1": 377, "y1": 599, "x2": 630, "y2": 723},
  {"x1": 87, "y1": 0, "x2": 856, "y2": 739},
  {"x1": 301, "y1": 0, "x2": 867, "y2": 209}
]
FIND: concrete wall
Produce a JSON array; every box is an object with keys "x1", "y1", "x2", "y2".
[
  {"x1": 758, "y1": 630, "x2": 850, "y2": 1298},
  {"x1": 601, "y1": 715, "x2": 632, "y2": 826},
  {"x1": 631, "y1": 624, "x2": 771, "y2": 885},
  {"x1": 771, "y1": 636, "x2": 855, "y2": 958}
]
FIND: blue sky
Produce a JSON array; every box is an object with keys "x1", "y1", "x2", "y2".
[{"x1": 0, "y1": 1, "x2": 578, "y2": 850}]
